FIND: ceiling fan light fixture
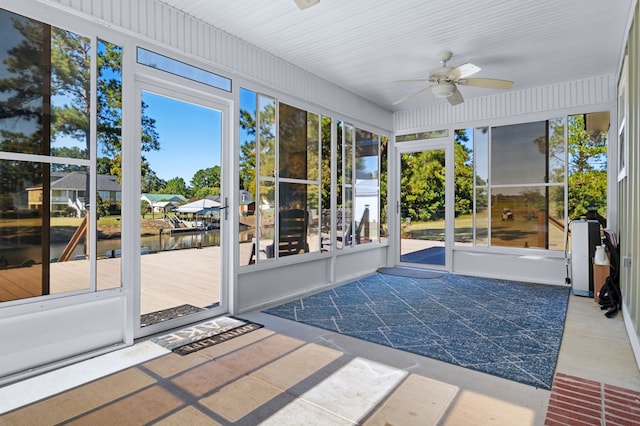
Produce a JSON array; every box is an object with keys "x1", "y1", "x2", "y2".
[
  {"x1": 431, "y1": 82, "x2": 455, "y2": 98},
  {"x1": 293, "y1": 0, "x2": 320, "y2": 10}
]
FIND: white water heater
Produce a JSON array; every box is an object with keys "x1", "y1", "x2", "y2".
[{"x1": 570, "y1": 220, "x2": 601, "y2": 296}]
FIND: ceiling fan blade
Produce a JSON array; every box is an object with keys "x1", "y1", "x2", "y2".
[
  {"x1": 458, "y1": 77, "x2": 514, "y2": 90},
  {"x1": 393, "y1": 79, "x2": 430, "y2": 84},
  {"x1": 448, "y1": 63, "x2": 481, "y2": 80},
  {"x1": 392, "y1": 86, "x2": 431, "y2": 105},
  {"x1": 293, "y1": 0, "x2": 319, "y2": 10},
  {"x1": 446, "y1": 87, "x2": 464, "y2": 105}
]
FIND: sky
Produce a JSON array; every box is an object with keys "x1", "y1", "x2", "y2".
[
  {"x1": 52, "y1": 92, "x2": 223, "y2": 184},
  {"x1": 142, "y1": 92, "x2": 222, "y2": 183}
]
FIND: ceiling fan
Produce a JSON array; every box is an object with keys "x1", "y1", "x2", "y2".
[
  {"x1": 294, "y1": 0, "x2": 320, "y2": 10},
  {"x1": 393, "y1": 51, "x2": 514, "y2": 106}
]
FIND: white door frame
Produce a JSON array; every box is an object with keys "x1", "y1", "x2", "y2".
[
  {"x1": 394, "y1": 137, "x2": 454, "y2": 271},
  {"x1": 131, "y1": 72, "x2": 233, "y2": 338}
]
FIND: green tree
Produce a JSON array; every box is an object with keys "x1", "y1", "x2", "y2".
[
  {"x1": 141, "y1": 160, "x2": 165, "y2": 193},
  {"x1": 52, "y1": 31, "x2": 161, "y2": 183},
  {"x1": 239, "y1": 99, "x2": 276, "y2": 200},
  {"x1": 141, "y1": 199, "x2": 150, "y2": 219},
  {"x1": 191, "y1": 166, "x2": 220, "y2": 190},
  {"x1": 567, "y1": 114, "x2": 607, "y2": 219},
  {"x1": 238, "y1": 108, "x2": 257, "y2": 194},
  {"x1": 95, "y1": 41, "x2": 160, "y2": 183},
  {"x1": 401, "y1": 149, "x2": 446, "y2": 221},
  {"x1": 50, "y1": 28, "x2": 91, "y2": 151},
  {"x1": 50, "y1": 146, "x2": 86, "y2": 172},
  {"x1": 164, "y1": 177, "x2": 189, "y2": 197},
  {"x1": 0, "y1": 17, "x2": 161, "y2": 183},
  {"x1": 191, "y1": 186, "x2": 220, "y2": 199},
  {"x1": 379, "y1": 136, "x2": 388, "y2": 237},
  {"x1": 0, "y1": 16, "x2": 47, "y2": 126},
  {"x1": 320, "y1": 116, "x2": 332, "y2": 225},
  {"x1": 96, "y1": 157, "x2": 112, "y2": 175},
  {"x1": 0, "y1": 16, "x2": 51, "y2": 198},
  {"x1": 96, "y1": 194, "x2": 110, "y2": 218},
  {"x1": 454, "y1": 129, "x2": 474, "y2": 217}
]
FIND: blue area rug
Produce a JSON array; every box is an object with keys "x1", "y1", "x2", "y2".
[{"x1": 264, "y1": 272, "x2": 570, "y2": 389}]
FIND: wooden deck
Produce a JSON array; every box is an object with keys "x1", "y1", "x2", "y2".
[
  {"x1": 1, "y1": 237, "x2": 342, "y2": 314},
  {"x1": 0, "y1": 246, "x2": 228, "y2": 316}
]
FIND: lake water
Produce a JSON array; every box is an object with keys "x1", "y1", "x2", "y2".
[{"x1": 0, "y1": 229, "x2": 221, "y2": 267}]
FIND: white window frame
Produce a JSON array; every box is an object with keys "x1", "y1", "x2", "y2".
[{"x1": 617, "y1": 55, "x2": 628, "y2": 182}]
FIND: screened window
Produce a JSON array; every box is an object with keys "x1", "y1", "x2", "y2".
[
  {"x1": 379, "y1": 135, "x2": 389, "y2": 243},
  {"x1": 337, "y1": 123, "x2": 382, "y2": 249},
  {"x1": 278, "y1": 103, "x2": 321, "y2": 258},
  {"x1": 0, "y1": 8, "x2": 123, "y2": 302},
  {"x1": 454, "y1": 113, "x2": 607, "y2": 251},
  {"x1": 239, "y1": 88, "x2": 385, "y2": 266},
  {"x1": 491, "y1": 122, "x2": 548, "y2": 185},
  {"x1": 354, "y1": 128, "x2": 379, "y2": 244},
  {"x1": 618, "y1": 56, "x2": 628, "y2": 181}
]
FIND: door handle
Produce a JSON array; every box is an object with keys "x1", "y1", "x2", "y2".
[{"x1": 219, "y1": 197, "x2": 229, "y2": 220}]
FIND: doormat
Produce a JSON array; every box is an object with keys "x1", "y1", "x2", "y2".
[
  {"x1": 141, "y1": 304, "x2": 205, "y2": 328},
  {"x1": 377, "y1": 267, "x2": 444, "y2": 279},
  {"x1": 151, "y1": 316, "x2": 262, "y2": 353},
  {"x1": 173, "y1": 321, "x2": 264, "y2": 355}
]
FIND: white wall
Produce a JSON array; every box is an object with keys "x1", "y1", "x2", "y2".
[
  {"x1": 0, "y1": 292, "x2": 128, "y2": 384},
  {"x1": 237, "y1": 247, "x2": 387, "y2": 312}
]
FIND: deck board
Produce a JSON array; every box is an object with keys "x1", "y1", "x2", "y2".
[{"x1": 0, "y1": 246, "x2": 223, "y2": 315}]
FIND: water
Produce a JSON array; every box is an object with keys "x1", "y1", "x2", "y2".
[{"x1": 0, "y1": 229, "x2": 221, "y2": 267}]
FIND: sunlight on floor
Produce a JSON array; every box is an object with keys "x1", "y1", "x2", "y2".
[{"x1": 444, "y1": 390, "x2": 536, "y2": 426}]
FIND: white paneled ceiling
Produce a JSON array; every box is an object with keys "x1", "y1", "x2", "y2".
[{"x1": 156, "y1": 0, "x2": 634, "y2": 111}]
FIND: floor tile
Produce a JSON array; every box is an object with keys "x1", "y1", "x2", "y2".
[
  {"x1": 250, "y1": 343, "x2": 343, "y2": 392},
  {"x1": 443, "y1": 389, "x2": 538, "y2": 426},
  {"x1": 363, "y1": 374, "x2": 458, "y2": 426},
  {"x1": 0, "y1": 368, "x2": 156, "y2": 424},
  {"x1": 66, "y1": 385, "x2": 183, "y2": 425},
  {"x1": 216, "y1": 334, "x2": 304, "y2": 374},
  {"x1": 259, "y1": 398, "x2": 353, "y2": 426},
  {"x1": 171, "y1": 360, "x2": 240, "y2": 397},
  {"x1": 297, "y1": 357, "x2": 407, "y2": 424},
  {"x1": 0, "y1": 341, "x2": 167, "y2": 414},
  {"x1": 143, "y1": 352, "x2": 210, "y2": 378},
  {"x1": 199, "y1": 376, "x2": 281, "y2": 423},
  {"x1": 154, "y1": 406, "x2": 222, "y2": 425}
]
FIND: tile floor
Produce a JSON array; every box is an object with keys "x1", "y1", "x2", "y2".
[{"x1": 0, "y1": 294, "x2": 639, "y2": 425}]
